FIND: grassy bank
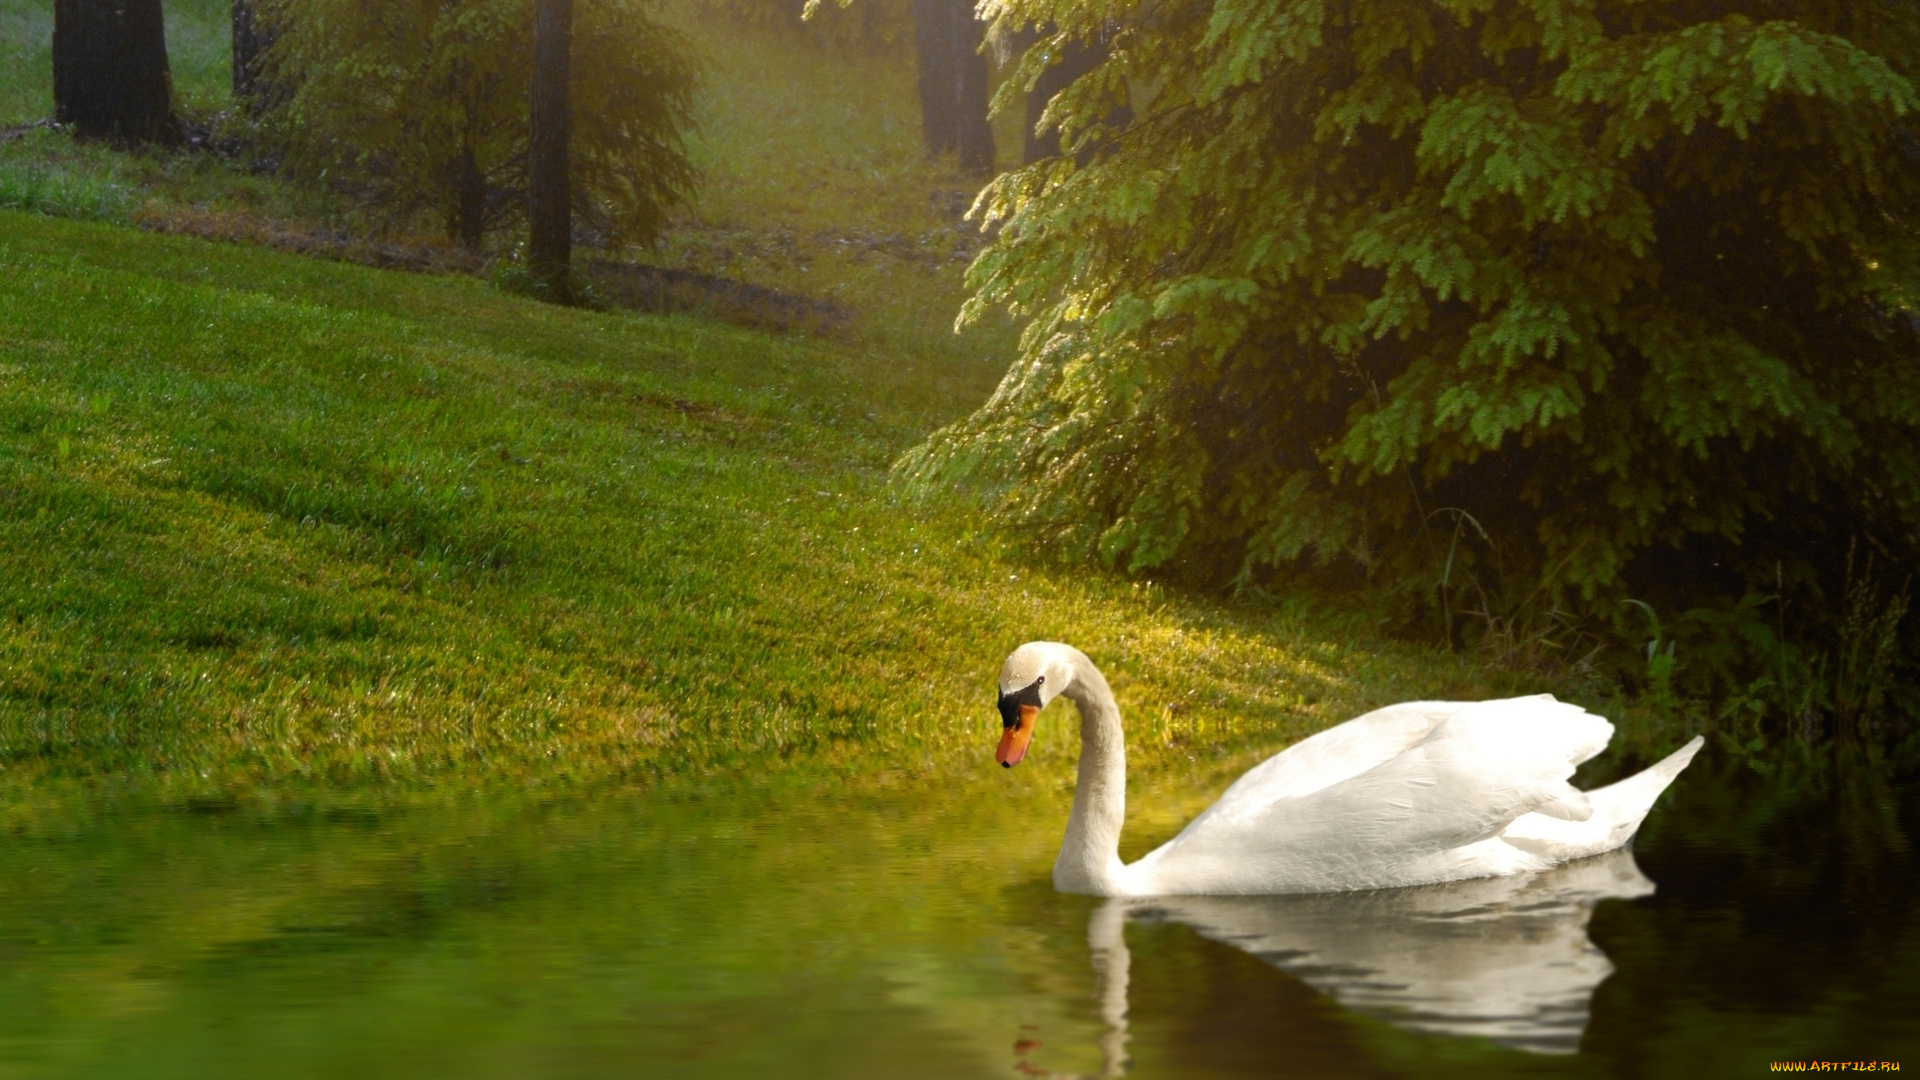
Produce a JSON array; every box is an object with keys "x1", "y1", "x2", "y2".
[{"x1": 0, "y1": 209, "x2": 1548, "y2": 805}]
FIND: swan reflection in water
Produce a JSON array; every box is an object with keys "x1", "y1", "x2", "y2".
[{"x1": 1072, "y1": 847, "x2": 1653, "y2": 1074}]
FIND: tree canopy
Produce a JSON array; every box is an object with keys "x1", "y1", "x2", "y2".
[
  {"x1": 258, "y1": 0, "x2": 698, "y2": 250},
  {"x1": 906, "y1": 0, "x2": 1920, "y2": 685}
]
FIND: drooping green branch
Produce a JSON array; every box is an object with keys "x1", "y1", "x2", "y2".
[{"x1": 903, "y1": 0, "x2": 1920, "y2": 682}]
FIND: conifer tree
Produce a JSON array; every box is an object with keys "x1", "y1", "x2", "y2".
[
  {"x1": 906, "y1": 0, "x2": 1920, "y2": 668},
  {"x1": 1020, "y1": 31, "x2": 1126, "y2": 165},
  {"x1": 257, "y1": 0, "x2": 696, "y2": 252}
]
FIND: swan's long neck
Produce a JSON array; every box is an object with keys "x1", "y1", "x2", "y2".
[{"x1": 1054, "y1": 655, "x2": 1129, "y2": 896}]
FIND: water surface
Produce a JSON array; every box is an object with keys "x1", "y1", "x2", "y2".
[{"x1": 0, "y1": 730, "x2": 1915, "y2": 1079}]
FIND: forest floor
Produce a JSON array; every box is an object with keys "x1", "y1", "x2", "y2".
[{"x1": 0, "y1": 1, "x2": 1666, "y2": 809}]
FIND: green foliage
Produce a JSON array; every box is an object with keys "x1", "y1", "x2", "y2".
[
  {"x1": 1827, "y1": 542, "x2": 1910, "y2": 724},
  {"x1": 1623, "y1": 599, "x2": 1679, "y2": 706},
  {"x1": 257, "y1": 0, "x2": 699, "y2": 248},
  {"x1": 903, "y1": 0, "x2": 1920, "y2": 691}
]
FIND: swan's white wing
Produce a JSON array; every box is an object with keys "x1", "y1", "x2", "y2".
[
  {"x1": 1131, "y1": 697, "x2": 1615, "y2": 894},
  {"x1": 1498, "y1": 735, "x2": 1705, "y2": 862},
  {"x1": 1180, "y1": 700, "x2": 1478, "y2": 832},
  {"x1": 1285, "y1": 697, "x2": 1614, "y2": 846}
]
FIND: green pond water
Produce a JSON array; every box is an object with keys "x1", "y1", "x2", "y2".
[{"x1": 0, "y1": 729, "x2": 1915, "y2": 1079}]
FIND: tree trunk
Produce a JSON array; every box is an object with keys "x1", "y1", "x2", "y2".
[
  {"x1": 454, "y1": 144, "x2": 487, "y2": 251},
  {"x1": 913, "y1": 0, "x2": 993, "y2": 173},
  {"x1": 231, "y1": 0, "x2": 273, "y2": 109},
  {"x1": 913, "y1": 0, "x2": 957, "y2": 157},
  {"x1": 952, "y1": 5, "x2": 993, "y2": 174},
  {"x1": 528, "y1": 0, "x2": 573, "y2": 301},
  {"x1": 53, "y1": 0, "x2": 178, "y2": 145}
]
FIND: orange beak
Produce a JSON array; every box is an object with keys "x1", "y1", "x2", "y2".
[{"x1": 997, "y1": 704, "x2": 1039, "y2": 768}]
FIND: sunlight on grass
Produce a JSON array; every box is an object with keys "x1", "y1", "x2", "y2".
[
  {"x1": 670, "y1": 5, "x2": 933, "y2": 234},
  {"x1": 0, "y1": 210, "x2": 1509, "y2": 810}
]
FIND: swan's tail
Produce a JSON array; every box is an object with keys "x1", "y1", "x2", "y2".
[
  {"x1": 1499, "y1": 735, "x2": 1704, "y2": 863},
  {"x1": 1586, "y1": 735, "x2": 1705, "y2": 833}
]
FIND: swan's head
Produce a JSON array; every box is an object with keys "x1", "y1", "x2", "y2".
[{"x1": 995, "y1": 641, "x2": 1073, "y2": 768}]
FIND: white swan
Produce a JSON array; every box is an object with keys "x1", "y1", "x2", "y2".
[{"x1": 994, "y1": 641, "x2": 1704, "y2": 896}]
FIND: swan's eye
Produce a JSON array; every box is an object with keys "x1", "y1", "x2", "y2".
[{"x1": 996, "y1": 676, "x2": 1046, "y2": 728}]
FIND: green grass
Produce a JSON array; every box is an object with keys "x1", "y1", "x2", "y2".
[
  {"x1": 0, "y1": 124, "x2": 345, "y2": 228},
  {"x1": 0, "y1": 130, "x2": 136, "y2": 221},
  {"x1": 163, "y1": 0, "x2": 234, "y2": 114},
  {"x1": 0, "y1": 207, "x2": 1535, "y2": 804},
  {"x1": 0, "y1": 0, "x2": 49, "y2": 126}
]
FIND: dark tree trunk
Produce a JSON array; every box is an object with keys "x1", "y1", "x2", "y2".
[
  {"x1": 454, "y1": 144, "x2": 486, "y2": 250},
  {"x1": 953, "y1": 15, "x2": 993, "y2": 173},
  {"x1": 528, "y1": 0, "x2": 573, "y2": 300},
  {"x1": 912, "y1": 0, "x2": 993, "y2": 173},
  {"x1": 53, "y1": 0, "x2": 178, "y2": 145},
  {"x1": 1023, "y1": 29, "x2": 1130, "y2": 165},
  {"x1": 913, "y1": 0, "x2": 957, "y2": 157},
  {"x1": 231, "y1": 0, "x2": 273, "y2": 109}
]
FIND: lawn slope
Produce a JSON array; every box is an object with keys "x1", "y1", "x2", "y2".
[{"x1": 0, "y1": 210, "x2": 1500, "y2": 800}]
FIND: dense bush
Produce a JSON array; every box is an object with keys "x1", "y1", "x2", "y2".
[
  {"x1": 903, "y1": 0, "x2": 1920, "y2": 700},
  {"x1": 257, "y1": 0, "x2": 698, "y2": 249}
]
